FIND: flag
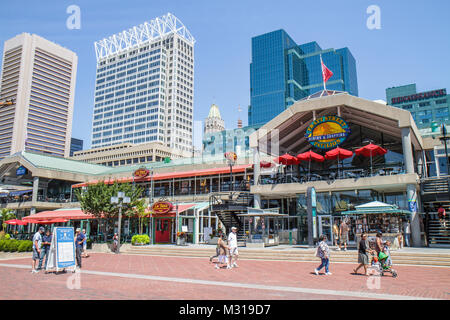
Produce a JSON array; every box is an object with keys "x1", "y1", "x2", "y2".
[{"x1": 321, "y1": 57, "x2": 333, "y2": 83}]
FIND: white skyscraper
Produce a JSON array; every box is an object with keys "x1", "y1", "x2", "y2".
[
  {"x1": 91, "y1": 13, "x2": 195, "y2": 152},
  {"x1": 0, "y1": 33, "x2": 78, "y2": 159}
]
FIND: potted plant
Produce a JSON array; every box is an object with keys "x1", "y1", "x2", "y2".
[{"x1": 177, "y1": 232, "x2": 186, "y2": 245}]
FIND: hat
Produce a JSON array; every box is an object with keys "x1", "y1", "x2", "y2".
[
  {"x1": 39, "y1": 227, "x2": 45, "y2": 232},
  {"x1": 231, "y1": 226, "x2": 237, "y2": 230},
  {"x1": 76, "y1": 228, "x2": 81, "y2": 232}
]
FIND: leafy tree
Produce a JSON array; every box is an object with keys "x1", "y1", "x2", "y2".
[
  {"x1": 74, "y1": 181, "x2": 143, "y2": 242},
  {"x1": 0, "y1": 209, "x2": 16, "y2": 232},
  {"x1": 134, "y1": 199, "x2": 149, "y2": 235}
]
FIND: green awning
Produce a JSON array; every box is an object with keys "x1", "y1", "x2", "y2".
[{"x1": 340, "y1": 200, "x2": 412, "y2": 215}]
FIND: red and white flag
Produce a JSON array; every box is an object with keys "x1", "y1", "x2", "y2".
[{"x1": 321, "y1": 57, "x2": 333, "y2": 83}]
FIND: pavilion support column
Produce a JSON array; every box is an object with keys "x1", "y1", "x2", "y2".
[
  {"x1": 401, "y1": 127, "x2": 414, "y2": 174},
  {"x1": 32, "y1": 176, "x2": 39, "y2": 203},
  {"x1": 407, "y1": 184, "x2": 422, "y2": 247},
  {"x1": 253, "y1": 147, "x2": 261, "y2": 186}
]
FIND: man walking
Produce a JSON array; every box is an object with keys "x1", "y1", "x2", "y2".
[
  {"x1": 82, "y1": 229, "x2": 89, "y2": 258},
  {"x1": 403, "y1": 220, "x2": 411, "y2": 247},
  {"x1": 338, "y1": 219, "x2": 349, "y2": 251},
  {"x1": 75, "y1": 228, "x2": 85, "y2": 269},
  {"x1": 38, "y1": 229, "x2": 52, "y2": 272},
  {"x1": 227, "y1": 227, "x2": 239, "y2": 269},
  {"x1": 31, "y1": 227, "x2": 44, "y2": 273}
]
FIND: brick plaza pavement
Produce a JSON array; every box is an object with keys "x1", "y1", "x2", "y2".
[{"x1": 0, "y1": 252, "x2": 449, "y2": 300}]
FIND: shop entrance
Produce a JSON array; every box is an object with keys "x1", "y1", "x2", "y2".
[
  {"x1": 155, "y1": 218, "x2": 171, "y2": 243},
  {"x1": 318, "y1": 215, "x2": 332, "y2": 244}
]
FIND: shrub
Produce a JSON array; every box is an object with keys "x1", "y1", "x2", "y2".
[
  {"x1": 4, "y1": 234, "x2": 10, "y2": 240},
  {"x1": 24, "y1": 240, "x2": 33, "y2": 252},
  {"x1": 0, "y1": 239, "x2": 7, "y2": 251},
  {"x1": 17, "y1": 241, "x2": 28, "y2": 252},
  {"x1": 132, "y1": 234, "x2": 150, "y2": 245},
  {"x1": 7, "y1": 239, "x2": 19, "y2": 252},
  {"x1": 0, "y1": 231, "x2": 5, "y2": 240}
]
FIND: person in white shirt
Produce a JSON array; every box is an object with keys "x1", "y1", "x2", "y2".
[{"x1": 227, "y1": 227, "x2": 239, "y2": 269}]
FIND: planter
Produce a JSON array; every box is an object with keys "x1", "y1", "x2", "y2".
[{"x1": 177, "y1": 238, "x2": 186, "y2": 246}]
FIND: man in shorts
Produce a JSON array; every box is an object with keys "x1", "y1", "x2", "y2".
[
  {"x1": 31, "y1": 227, "x2": 45, "y2": 273},
  {"x1": 339, "y1": 219, "x2": 349, "y2": 251},
  {"x1": 227, "y1": 227, "x2": 239, "y2": 269}
]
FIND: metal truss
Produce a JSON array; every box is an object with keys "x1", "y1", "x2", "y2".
[{"x1": 94, "y1": 12, "x2": 195, "y2": 61}]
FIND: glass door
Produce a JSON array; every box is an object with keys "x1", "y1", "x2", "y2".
[{"x1": 318, "y1": 215, "x2": 332, "y2": 244}]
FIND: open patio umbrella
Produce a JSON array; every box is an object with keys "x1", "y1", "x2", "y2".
[
  {"x1": 274, "y1": 153, "x2": 299, "y2": 165},
  {"x1": 325, "y1": 147, "x2": 353, "y2": 178},
  {"x1": 355, "y1": 143, "x2": 387, "y2": 176},
  {"x1": 4, "y1": 219, "x2": 26, "y2": 225},
  {"x1": 252, "y1": 161, "x2": 275, "y2": 169},
  {"x1": 297, "y1": 150, "x2": 324, "y2": 179}
]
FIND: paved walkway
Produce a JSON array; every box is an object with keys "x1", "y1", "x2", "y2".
[{"x1": 0, "y1": 252, "x2": 449, "y2": 300}]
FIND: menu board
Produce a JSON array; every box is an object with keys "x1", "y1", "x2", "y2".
[{"x1": 55, "y1": 227, "x2": 75, "y2": 268}]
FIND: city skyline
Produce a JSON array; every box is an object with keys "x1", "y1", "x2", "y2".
[{"x1": 0, "y1": 0, "x2": 449, "y2": 151}]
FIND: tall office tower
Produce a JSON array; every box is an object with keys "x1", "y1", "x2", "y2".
[
  {"x1": 91, "y1": 13, "x2": 195, "y2": 152},
  {"x1": 0, "y1": 33, "x2": 78, "y2": 159},
  {"x1": 249, "y1": 29, "x2": 358, "y2": 126},
  {"x1": 70, "y1": 137, "x2": 84, "y2": 156}
]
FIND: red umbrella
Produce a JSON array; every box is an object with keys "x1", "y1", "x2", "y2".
[
  {"x1": 252, "y1": 161, "x2": 275, "y2": 168},
  {"x1": 355, "y1": 143, "x2": 387, "y2": 175},
  {"x1": 274, "y1": 153, "x2": 299, "y2": 165},
  {"x1": 297, "y1": 150, "x2": 324, "y2": 178},
  {"x1": 325, "y1": 147, "x2": 353, "y2": 178},
  {"x1": 4, "y1": 219, "x2": 26, "y2": 225}
]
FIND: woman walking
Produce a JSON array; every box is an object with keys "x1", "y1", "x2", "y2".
[
  {"x1": 314, "y1": 235, "x2": 332, "y2": 275},
  {"x1": 214, "y1": 234, "x2": 229, "y2": 269},
  {"x1": 353, "y1": 233, "x2": 373, "y2": 276}
]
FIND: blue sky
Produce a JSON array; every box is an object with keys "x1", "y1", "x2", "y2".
[{"x1": 1, "y1": 0, "x2": 449, "y2": 149}]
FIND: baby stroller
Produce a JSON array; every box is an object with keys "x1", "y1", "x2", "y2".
[{"x1": 372, "y1": 251, "x2": 398, "y2": 278}]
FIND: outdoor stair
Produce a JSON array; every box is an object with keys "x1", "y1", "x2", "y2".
[
  {"x1": 123, "y1": 245, "x2": 450, "y2": 267},
  {"x1": 421, "y1": 177, "x2": 450, "y2": 201},
  {"x1": 428, "y1": 217, "x2": 450, "y2": 247}
]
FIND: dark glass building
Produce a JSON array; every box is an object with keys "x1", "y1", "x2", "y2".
[
  {"x1": 70, "y1": 138, "x2": 83, "y2": 156},
  {"x1": 249, "y1": 30, "x2": 358, "y2": 126}
]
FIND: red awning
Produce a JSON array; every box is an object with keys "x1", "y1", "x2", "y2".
[
  {"x1": 25, "y1": 218, "x2": 69, "y2": 225},
  {"x1": 22, "y1": 209, "x2": 94, "y2": 221},
  {"x1": 72, "y1": 164, "x2": 252, "y2": 188}
]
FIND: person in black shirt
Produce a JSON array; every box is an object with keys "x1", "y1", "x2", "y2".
[
  {"x1": 38, "y1": 229, "x2": 52, "y2": 272},
  {"x1": 353, "y1": 233, "x2": 373, "y2": 276}
]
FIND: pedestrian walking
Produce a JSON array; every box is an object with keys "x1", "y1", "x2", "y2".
[
  {"x1": 338, "y1": 219, "x2": 349, "y2": 251},
  {"x1": 332, "y1": 220, "x2": 339, "y2": 247},
  {"x1": 75, "y1": 228, "x2": 85, "y2": 269},
  {"x1": 227, "y1": 227, "x2": 239, "y2": 269},
  {"x1": 353, "y1": 233, "x2": 373, "y2": 276},
  {"x1": 403, "y1": 220, "x2": 411, "y2": 247},
  {"x1": 375, "y1": 231, "x2": 383, "y2": 255},
  {"x1": 31, "y1": 226, "x2": 45, "y2": 273},
  {"x1": 38, "y1": 229, "x2": 52, "y2": 273},
  {"x1": 113, "y1": 233, "x2": 119, "y2": 253},
  {"x1": 314, "y1": 235, "x2": 332, "y2": 275},
  {"x1": 209, "y1": 232, "x2": 222, "y2": 262},
  {"x1": 82, "y1": 229, "x2": 89, "y2": 258},
  {"x1": 215, "y1": 234, "x2": 228, "y2": 269},
  {"x1": 438, "y1": 206, "x2": 446, "y2": 227}
]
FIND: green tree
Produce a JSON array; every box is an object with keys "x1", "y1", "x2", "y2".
[
  {"x1": 0, "y1": 209, "x2": 16, "y2": 232},
  {"x1": 134, "y1": 199, "x2": 149, "y2": 235},
  {"x1": 74, "y1": 181, "x2": 143, "y2": 242}
]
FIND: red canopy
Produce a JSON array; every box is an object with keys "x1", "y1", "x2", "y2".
[
  {"x1": 4, "y1": 219, "x2": 28, "y2": 225},
  {"x1": 26, "y1": 218, "x2": 68, "y2": 225},
  {"x1": 297, "y1": 150, "x2": 324, "y2": 162},
  {"x1": 274, "y1": 153, "x2": 299, "y2": 165},
  {"x1": 355, "y1": 143, "x2": 387, "y2": 157},
  {"x1": 22, "y1": 209, "x2": 94, "y2": 221},
  {"x1": 325, "y1": 147, "x2": 353, "y2": 160}
]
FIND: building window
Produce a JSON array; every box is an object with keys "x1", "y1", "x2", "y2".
[
  {"x1": 127, "y1": 159, "x2": 132, "y2": 164},
  {"x1": 133, "y1": 158, "x2": 139, "y2": 164}
]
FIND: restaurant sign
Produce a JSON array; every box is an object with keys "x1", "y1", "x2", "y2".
[
  {"x1": 305, "y1": 115, "x2": 351, "y2": 149},
  {"x1": 152, "y1": 201, "x2": 173, "y2": 214},
  {"x1": 134, "y1": 167, "x2": 150, "y2": 178}
]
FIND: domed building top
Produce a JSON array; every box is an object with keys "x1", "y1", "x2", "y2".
[{"x1": 208, "y1": 104, "x2": 222, "y2": 119}]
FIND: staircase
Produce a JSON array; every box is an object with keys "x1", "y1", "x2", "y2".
[
  {"x1": 209, "y1": 191, "x2": 254, "y2": 245},
  {"x1": 123, "y1": 245, "x2": 450, "y2": 267},
  {"x1": 428, "y1": 216, "x2": 450, "y2": 247},
  {"x1": 421, "y1": 177, "x2": 450, "y2": 201}
]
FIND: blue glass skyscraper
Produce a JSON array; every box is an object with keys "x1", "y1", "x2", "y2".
[{"x1": 249, "y1": 30, "x2": 358, "y2": 126}]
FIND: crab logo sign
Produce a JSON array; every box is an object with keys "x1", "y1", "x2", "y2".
[
  {"x1": 305, "y1": 116, "x2": 351, "y2": 149},
  {"x1": 134, "y1": 167, "x2": 150, "y2": 178},
  {"x1": 152, "y1": 201, "x2": 173, "y2": 215}
]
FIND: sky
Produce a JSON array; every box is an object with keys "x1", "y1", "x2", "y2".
[{"x1": 0, "y1": 0, "x2": 449, "y2": 150}]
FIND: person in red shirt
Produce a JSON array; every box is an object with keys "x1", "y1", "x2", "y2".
[{"x1": 438, "y1": 207, "x2": 446, "y2": 227}]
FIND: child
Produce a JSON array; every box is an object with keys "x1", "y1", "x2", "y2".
[{"x1": 382, "y1": 240, "x2": 393, "y2": 268}]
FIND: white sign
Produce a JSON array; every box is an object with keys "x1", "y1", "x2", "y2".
[
  {"x1": 181, "y1": 225, "x2": 188, "y2": 232},
  {"x1": 46, "y1": 227, "x2": 75, "y2": 272}
]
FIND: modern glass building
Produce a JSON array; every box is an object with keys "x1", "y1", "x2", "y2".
[
  {"x1": 91, "y1": 13, "x2": 195, "y2": 152},
  {"x1": 386, "y1": 84, "x2": 449, "y2": 129},
  {"x1": 249, "y1": 30, "x2": 358, "y2": 126},
  {"x1": 70, "y1": 138, "x2": 83, "y2": 156}
]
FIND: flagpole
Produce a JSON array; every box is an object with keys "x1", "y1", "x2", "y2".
[{"x1": 320, "y1": 54, "x2": 326, "y2": 91}]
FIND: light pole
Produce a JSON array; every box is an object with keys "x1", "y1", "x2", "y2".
[
  {"x1": 440, "y1": 124, "x2": 450, "y2": 175},
  {"x1": 110, "y1": 191, "x2": 130, "y2": 254}
]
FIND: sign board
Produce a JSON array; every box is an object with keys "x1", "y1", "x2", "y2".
[
  {"x1": 391, "y1": 89, "x2": 446, "y2": 104},
  {"x1": 16, "y1": 166, "x2": 27, "y2": 176},
  {"x1": 224, "y1": 151, "x2": 237, "y2": 162},
  {"x1": 307, "y1": 187, "x2": 318, "y2": 245},
  {"x1": 181, "y1": 225, "x2": 188, "y2": 232},
  {"x1": 46, "y1": 227, "x2": 75, "y2": 271},
  {"x1": 134, "y1": 167, "x2": 150, "y2": 178},
  {"x1": 305, "y1": 115, "x2": 351, "y2": 149},
  {"x1": 152, "y1": 201, "x2": 173, "y2": 214},
  {"x1": 203, "y1": 227, "x2": 212, "y2": 242}
]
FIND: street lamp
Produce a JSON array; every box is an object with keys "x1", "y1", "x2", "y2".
[
  {"x1": 110, "y1": 191, "x2": 130, "y2": 254},
  {"x1": 440, "y1": 124, "x2": 450, "y2": 175}
]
